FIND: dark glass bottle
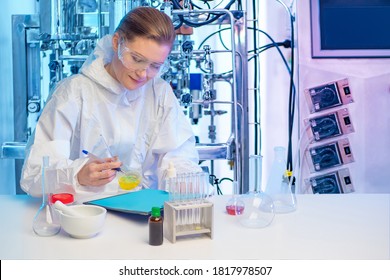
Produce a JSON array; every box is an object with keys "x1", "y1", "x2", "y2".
[{"x1": 149, "y1": 207, "x2": 163, "y2": 246}]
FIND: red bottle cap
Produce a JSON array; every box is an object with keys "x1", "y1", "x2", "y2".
[{"x1": 50, "y1": 193, "x2": 74, "y2": 205}]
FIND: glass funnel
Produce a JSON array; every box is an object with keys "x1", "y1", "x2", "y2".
[{"x1": 32, "y1": 156, "x2": 61, "y2": 236}]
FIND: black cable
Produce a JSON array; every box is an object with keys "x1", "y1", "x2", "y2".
[
  {"x1": 218, "y1": 177, "x2": 234, "y2": 195},
  {"x1": 198, "y1": 26, "x2": 291, "y2": 70},
  {"x1": 190, "y1": 1, "x2": 211, "y2": 20},
  {"x1": 219, "y1": 177, "x2": 233, "y2": 183},
  {"x1": 247, "y1": 46, "x2": 275, "y2": 60},
  {"x1": 174, "y1": 19, "x2": 183, "y2": 30},
  {"x1": 212, "y1": 0, "x2": 229, "y2": 9},
  {"x1": 172, "y1": 0, "x2": 295, "y2": 176},
  {"x1": 248, "y1": 40, "x2": 291, "y2": 53},
  {"x1": 218, "y1": 25, "x2": 230, "y2": 50},
  {"x1": 250, "y1": 41, "x2": 288, "y2": 53},
  {"x1": 195, "y1": 18, "x2": 297, "y2": 163},
  {"x1": 252, "y1": 28, "x2": 293, "y2": 76},
  {"x1": 190, "y1": 1, "x2": 204, "y2": 10},
  {"x1": 198, "y1": 28, "x2": 294, "y2": 104},
  {"x1": 197, "y1": 27, "x2": 230, "y2": 49},
  {"x1": 251, "y1": 19, "x2": 296, "y2": 175},
  {"x1": 172, "y1": 0, "x2": 236, "y2": 28},
  {"x1": 285, "y1": 8, "x2": 296, "y2": 176},
  {"x1": 208, "y1": 175, "x2": 235, "y2": 196},
  {"x1": 237, "y1": 0, "x2": 243, "y2": 10},
  {"x1": 209, "y1": 174, "x2": 223, "y2": 195},
  {"x1": 171, "y1": 0, "x2": 295, "y2": 171}
]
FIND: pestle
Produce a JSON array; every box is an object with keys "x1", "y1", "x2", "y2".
[{"x1": 54, "y1": 201, "x2": 84, "y2": 217}]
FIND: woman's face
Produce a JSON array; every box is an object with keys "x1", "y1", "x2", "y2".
[{"x1": 108, "y1": 33, "x2": 171, "y2": 90}]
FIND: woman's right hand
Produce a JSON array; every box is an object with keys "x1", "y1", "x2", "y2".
[{"x1": 77, "y1": 157, "x2": 122, "y2": 187}]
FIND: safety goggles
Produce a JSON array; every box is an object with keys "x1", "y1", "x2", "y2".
[{"x1": 118, "y1": 38, "x2": 169, "y2": 76}]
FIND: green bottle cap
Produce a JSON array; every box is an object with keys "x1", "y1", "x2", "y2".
[{"x1": 151, "y1": 207, "x2": 161, "y2": 217}]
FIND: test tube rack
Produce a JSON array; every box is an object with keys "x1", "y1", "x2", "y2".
[{"x1": 164, "y1": 200, "x2": 214, "y2": 243}]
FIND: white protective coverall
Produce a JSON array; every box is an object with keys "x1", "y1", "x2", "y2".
[{"x1": 20, "y1": 35, "x2": 201, "y2": 198}]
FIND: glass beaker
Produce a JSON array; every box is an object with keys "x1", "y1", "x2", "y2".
[
  {"x1": 118, "y1": 169, "x2": 142, "y2": 191},
  {"x1": 264, "y1": 146, "x2": 297, "y2": 214},
  {"x1": 226, "y1": 181, "x2": 245, "y2": 215},
  {"x1": 32, "y1": 156, "x2": 61, "y2": 236}
]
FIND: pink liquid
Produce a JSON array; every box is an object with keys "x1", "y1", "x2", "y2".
[{"x1": 226, "y1": 205, "x2": 245, "y2": 215}]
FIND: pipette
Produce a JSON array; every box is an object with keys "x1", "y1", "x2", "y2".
[
  {"x1": 98, "y1": 134, "x2": 124, "y2": 173},
  {"x1": 82, "y1": 150, "x2": 123, "y2": 173}
]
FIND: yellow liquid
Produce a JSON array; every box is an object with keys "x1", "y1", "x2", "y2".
[{"x1": 118, "y1": 174, "x2": 141, "y2": 190}]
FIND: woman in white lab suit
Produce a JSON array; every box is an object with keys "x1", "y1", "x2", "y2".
[{"x1": 21, "y1": 7, "x2": 200, "y2": 197}]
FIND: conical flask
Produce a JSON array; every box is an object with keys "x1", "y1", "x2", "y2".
[
  {"x1": 265, "y1": 146, "x2": 296, "y2": 213},
  {"x1": 32, "y1": 156, "x2": 61, "y2": 236}
]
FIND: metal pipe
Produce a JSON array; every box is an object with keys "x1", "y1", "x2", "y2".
[{"x1": 173, "y1": 8, "x2": 247, "y2": 193}]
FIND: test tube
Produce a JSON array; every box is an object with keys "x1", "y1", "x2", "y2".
[
  {"x1": 167, "y1": 177, "x2": 173, "y2": 202},
  {"x1": 178, "y1": 173, "x2": 187, "y2": 230},
  {"x1": 193, "y1": 172, "x2": 201, "y2": 229},
  {"x1": 174, "y1": 177, "x2": 180, "y2": 204},
  {"x1": 190, "y1": 172, "x2": 198, "y2": 229},
  {"x1": 200, "y1": 172, "x2": 208, "y2": 201},
  {"x1": 206, "y1": 172, "x2": 210, "y2": 199},
  {"x1": 184, "y1": 172, "x2": 192, "y2": 230}
]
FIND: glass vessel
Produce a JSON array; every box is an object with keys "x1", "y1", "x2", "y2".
[
  {"x1": 32, "y1": 156, "x2": 61, "y2": 236},
  {"x1": 264, "y1": 146, "x2": 297, "y2": 213},
  {"x1": 149, "y1": 206, "x2": 163, "y2": 246},
  {"x1": 239, "y1": 192, "x2": 275, "y2": 228},
  {"x1": 248, "y1": 154, "x2": 263, "y2": 194},
  {"x1": 240, "y1": 154, "x2": 275, "y2": 228},
  {"x1": 226, "y1": 181, "x2": 245, "y2": 215}
]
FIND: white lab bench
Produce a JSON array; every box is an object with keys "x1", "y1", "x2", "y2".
[{"x1": 0, "y1": 194, "x2": 389, "y2": 260}]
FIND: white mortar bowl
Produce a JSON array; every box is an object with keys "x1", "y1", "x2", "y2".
[{"x1": 59, "y1": 205, "x2": 107, "y2": 239}]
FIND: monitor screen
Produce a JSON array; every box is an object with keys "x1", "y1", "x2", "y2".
[{"x1": 310, "y1": 0, "x2": 390, "y2": 58}]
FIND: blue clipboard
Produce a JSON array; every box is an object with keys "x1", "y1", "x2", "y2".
[{"x1": 84, "y1": 189, "x2": 169, "y2": 215}]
